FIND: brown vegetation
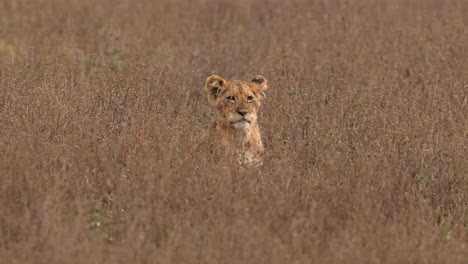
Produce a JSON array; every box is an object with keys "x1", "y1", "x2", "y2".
[{"x1": 0, "y1": 0, "x2": 467, "y2": 263}]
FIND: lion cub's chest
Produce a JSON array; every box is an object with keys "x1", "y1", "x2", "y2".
[{"x1": 210, "y1": 124, "x2": 264, "y2": 166}]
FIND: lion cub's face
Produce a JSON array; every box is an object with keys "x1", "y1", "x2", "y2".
[{"x1": 204, "y1": 75, "x2": 268, "y2": 130}]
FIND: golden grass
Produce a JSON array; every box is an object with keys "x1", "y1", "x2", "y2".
[{"x1": 0, "y1": 0, "x2": 467, "y2": 263}]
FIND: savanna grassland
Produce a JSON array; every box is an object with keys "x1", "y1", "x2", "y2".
[{"x1": 0, "y1": 0, "x2": 467, "y2": 263}]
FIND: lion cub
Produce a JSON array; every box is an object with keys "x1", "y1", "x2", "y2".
[{"x1": 204, "y1": 75, "x2": 268, "y2": 166}]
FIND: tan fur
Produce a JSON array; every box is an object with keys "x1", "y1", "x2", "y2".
[{"x1": 204, "y1": 75, "x2": 268, "y2": 166}]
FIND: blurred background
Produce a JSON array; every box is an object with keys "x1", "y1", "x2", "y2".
[{"x1": 0, "y1": 0, "x2": 466, "y2": 263}]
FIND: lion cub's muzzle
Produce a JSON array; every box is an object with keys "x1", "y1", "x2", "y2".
[{"x1": 229, "y1": 112, "x2": 256, "y2": 129}]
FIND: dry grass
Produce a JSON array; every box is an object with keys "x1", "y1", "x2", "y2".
[{"x1": 0, "y1": 0, "x2": 467, "y2": 263}]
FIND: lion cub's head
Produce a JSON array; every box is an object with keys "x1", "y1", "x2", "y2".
[{"x1": 204, "y1": 75, "x2": 268, "y2": 129}]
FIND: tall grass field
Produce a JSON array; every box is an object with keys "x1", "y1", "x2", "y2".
[{"x1": 0, "y1": 0, "x2": 467, "y2": 263}]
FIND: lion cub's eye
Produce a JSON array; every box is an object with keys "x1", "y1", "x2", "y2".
[
  {"x1": 247, "y1": 95, "x2": 254, "y2": 101},
  {"x1": 227, "y1": 96, "x2": 236, "y2": 102}
]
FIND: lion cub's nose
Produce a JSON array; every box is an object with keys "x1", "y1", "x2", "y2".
[{"x1": 237, "y1": 110, "x2": 248, "y2": 116}]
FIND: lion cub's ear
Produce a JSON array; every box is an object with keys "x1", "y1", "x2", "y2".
[
  {"x1": 205, "y1": 75, "x2": 226, "y2": 104},
  {"x1": 251, "y1": 75, "x2": 268, "y2": 97}
]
